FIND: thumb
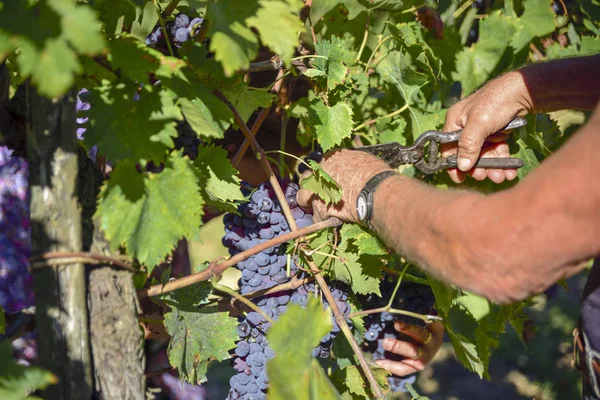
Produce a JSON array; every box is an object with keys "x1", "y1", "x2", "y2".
[
  {"x1": 296, "y1": 187, "x2": 313, "y2": 209},
  {"x1": 456, "y1": 124, "x2": 487, "y2": 172}
]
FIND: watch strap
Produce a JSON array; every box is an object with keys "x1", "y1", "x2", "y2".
[{"x1": 357, "y1": 170, "x2": 398, "y2": 225}]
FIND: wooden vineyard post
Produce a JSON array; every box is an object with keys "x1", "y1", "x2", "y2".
[{"x1": 26, "y1": 85, "x2": 93, "y2": 399}]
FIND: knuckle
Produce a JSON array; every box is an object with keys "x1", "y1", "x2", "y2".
[{"x1": 458, "y1": 135, "x2": 480, "y2": 153}]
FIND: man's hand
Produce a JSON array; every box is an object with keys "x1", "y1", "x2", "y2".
[
  {"x1": 296, "y1": 149, "x2": 392, "y2": 222},
  {"x1": 442, "y1": 71, "x2": 533, "y2": 184},
  {"x1": 375, "y1": 321, "x2": 444, "y2": 376}
]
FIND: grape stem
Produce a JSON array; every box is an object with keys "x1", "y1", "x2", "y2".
[
  {"x1": 353, "y1": 103, "x2": 409, "y2": 132},
  {"x1": 356, "y1": 9, "x2": 371, "y2": 62},
  {"x1": 364, "y1": 35, "x2": 392, "y2": 73},
  {"x1": 348, "y1": 265, "x2": 443, "y2": 323},
  {"x1": 211, "y1": 276, "x2": 274, "y2": 325},
  {"x1": 347, "y1": 306, "x2": 443, "y2": 323},
  {"x1": 213, "y1": 88, "x2": 386, "y2": 400},
  {"x1": 141, "y1": 217, "x2": 342, "y2": 297},
  {"x1": 161, "y1": 0, "x2": 180, "y2": 18},
  {"x1": 153, "y1": 0, "x2": 176, "y2": 57},
  {"x1": 265, "y1": 149, "x2": 312, "y2": 170}
]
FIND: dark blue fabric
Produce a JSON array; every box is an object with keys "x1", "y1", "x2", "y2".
[
  {"x1": 582, "y1": 260, "x2": 600, "y2": 353},
  {"x1": 581, "y1": 259, "x2": 600, "y2": 399}
]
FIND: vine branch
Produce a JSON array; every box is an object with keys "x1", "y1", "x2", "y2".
[
  {"x1": 215, "y1": 89, "x2": 386, "y2": 399},
  {"x1": 30, "y1": 251, "x2": 135, "y2": 272},
  {"x1": 142, "y1": 217, "x2": 341, "y2": 297}
]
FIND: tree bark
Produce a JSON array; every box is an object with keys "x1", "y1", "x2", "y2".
[
  {"x1": 27, "y1": 85, "x2": 93, "y2": 399},
  {"x1": 76, "y1": 133, "x2": 146, "y2": 399}
]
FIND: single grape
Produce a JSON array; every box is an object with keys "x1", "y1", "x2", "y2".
[
  {"x1": 175, "y1": 27, "x2": 190, "y2": 43},
  {"x1": 364, "y1": 329, "x2": 379, "y2": 342},
  {"x1": 175, "y1": 13, "x2": 190, "y2": 28}
]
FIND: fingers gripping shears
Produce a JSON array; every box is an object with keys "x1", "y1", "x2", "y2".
[{"x1": 354, "y1": 117, "x2": 527, "y2": 174}]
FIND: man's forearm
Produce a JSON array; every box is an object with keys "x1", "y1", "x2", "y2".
[
  {"x1": 517, "y1": 54, "x2": 600, "y2": 113},
  {"x1": 371, "y1": 106, "x2": 600, "y2": 303}
]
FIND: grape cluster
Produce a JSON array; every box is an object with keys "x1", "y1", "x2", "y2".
[
  {"x1": 146, "y1": 13, "x2": 204, "y2": 49},
  {"x1": 222, "y1": 181, "x2": 312, "y2": 294},
  {"x1": 0, "y1": 147, "x2": 33, "y2": 314},
  {"x1": 360, "y1": 277, "x2": 435, "y2": 392},
  {"x1": 222, "y1": 181, "x2": 352, "y2": 399},
  {"x1": 12, "y1": 332, "x2": 37, "y2": 367}
]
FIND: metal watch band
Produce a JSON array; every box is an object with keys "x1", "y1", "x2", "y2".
[{"x1": 357, "y1": 170, "x2": 398, "y2": 226}]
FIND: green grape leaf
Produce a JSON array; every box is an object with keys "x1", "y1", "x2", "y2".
[
  {"x1": 331, "y1": 365, "x2": 389, "y2": 399},
  {"x1": 0, "y1": 1, "x2": 105, "y2": 97},
  {"x1": 206, "y1": 0, "x2": 259, "y2": 76},
  {"x1": 178, "y1": 90, "x2": 234, "y2": 140},
  {"x1": 452, "y1": 12, "x2": 516, "y2": 95},
  {"x1": 454, "y1": 292, "x2": 490, "y2": 321},
  {"x1": 426, "y1": 275, "x2": 456, "y2": 317},
  {"x1": 84, "y1": 83, "x2": 180, "y2": 162},
  {"x1": 91, "y1": 0, "x2": 139, "y2": 36},
  {"x1": 445, "y1": 304, "x2": 488, "y2": 378},
  {"x1": 195, "y1": 145, "x2": 245, "y2": 202},
  {"x1": 110, "y1": 35, "x2": 187, "y2": 81},
  {"x1": 51, "y1": 0, "x2": 106, "y2": 54},
  {"x1": 313, "y1": 36, "x2": 356, "y2": 90},
  {"x1": 514, "y1": 138, "x2": 540, "y2": 180},
  {"x1": 340, "y1": 224, "x2": 387, "y2": 255},
  {"x1": 509, "y1": 0, "x2": 556, "y2": 52},
  {"x1": 267, "y1": 297, "x2": 339, "y2": 400},
  {"x1": 156, "y1": 282, "x2": 213, "y2": 311},
  {"x1": 299, "y1": 160, "x2": 344, "y2": 205},
  {"x1": 386, "y1": 22, "x2": 441, "y2": 81},
  {"x1": 226, "y1": 85, "x2": 274, "y2": 122},
  {"x1": 376, "y1": 117, "x2": 407, "y2": 145},
  {"x1": 164, "y1": 305, "x2": 238, "y2": 384},
  {"x1": 329, "y1": 246, "x2": 381, "y2": 295},
  {"x1": 408, "y1": 108, "x2": 445, "y2": 141},
  {"x1": 447, "y1": 328, "x2": 486, "y2": 378},
  {"x1": 377, "y1": 49, "x2": 428, "y2": 107},
  {"x1": 0, "y1": 341, "x2": 57, "y2": 399},
  {"x1": 0, "y1": 308, "x2": 4, "y2": 334},
  {"x1": 246, "y1": 0, "x2": 304, "y2": 66},
  {"x1": 307, "y1": 99, "x2": 354, "y2": 151},
  {"x1": 303, "y1": 68, "x2": 327, "y2": 78},
  {"x1": 97, "y1": 153, "x2": 204, "y2": 270}
]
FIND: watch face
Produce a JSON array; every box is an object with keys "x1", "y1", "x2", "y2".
[{"x1": 357, "y1": 194, "x2": 368, "y2": 221}]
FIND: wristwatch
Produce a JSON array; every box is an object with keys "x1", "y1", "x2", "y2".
[{"x1": 356, "y1": 170, "x2": 398, "y2": 227}]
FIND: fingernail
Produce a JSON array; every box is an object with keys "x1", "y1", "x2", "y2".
[
  {"x1": 375, "y1": 359, "x2": 386, "y2": 368},
  {"x1": 395, "y1": 321, "x2": 405, "y2": 330},
  {"x1": 382, "y1": 338, "x2": 393, "y2": 350},
  {"x1": 458, "y1": 157, "x2": 471, "y2": 171}
]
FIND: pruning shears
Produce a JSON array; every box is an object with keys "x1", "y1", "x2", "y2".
[{"x1": 354, "y1": 117, "x2": 527, "y2": 174}]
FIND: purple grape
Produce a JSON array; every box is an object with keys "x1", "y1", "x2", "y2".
[
  {"x1": 0, "y1": 147, "x2": 33, "y2": 314},
  {"x1": 175, "y1": 13, "x2": 190, "y2": 28}
]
